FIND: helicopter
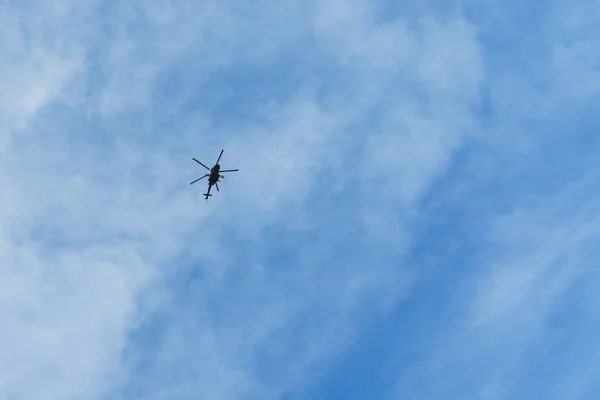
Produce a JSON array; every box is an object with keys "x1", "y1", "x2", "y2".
[{"x1": 190, "y1": 149, "x2": 239, "y2": 201}]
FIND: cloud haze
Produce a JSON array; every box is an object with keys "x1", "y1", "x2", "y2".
[{"x1": 1, "y1": 0, "x2": 598, "y2": 399}]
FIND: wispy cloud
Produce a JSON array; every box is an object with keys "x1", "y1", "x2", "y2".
[
  {"x1": 2, "y1": 0, "x2": 599, "y2": 399},
  {"x1": 386, "y1": 0, "x2": 600, "y2": 399}
]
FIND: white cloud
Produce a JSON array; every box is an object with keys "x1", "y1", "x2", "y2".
[
  {"x1": 391, "y1": 1, "x2": 600, "y2": 396},
  {"x1": 0, "y1": 1, "x2": 486, "y2": 399}
]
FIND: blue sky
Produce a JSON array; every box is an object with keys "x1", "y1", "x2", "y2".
[{"x1": 1, "y1": 0, "x2": 599, "y2": 399}]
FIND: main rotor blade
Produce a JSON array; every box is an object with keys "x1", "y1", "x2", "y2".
[
  {"x1": 219, "y1": 169, "x2": 239, "y2": 172},
  {"x1": 190, "y1": 174, "x2": 207, "y2": 185},
  {"x1": 192, "y1": 158, "x2": 210, "y2": 171},
  {"x1": 216, "y1": 149, "x2": 224, "y2": 164}
]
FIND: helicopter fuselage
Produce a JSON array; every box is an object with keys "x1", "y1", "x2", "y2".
[{"x1": 208, "y1": 164, "x2": 221, "y2": 185}]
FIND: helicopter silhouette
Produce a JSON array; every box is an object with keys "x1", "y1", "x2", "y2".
[{"x1": 190, "y1": 149, "x2": 238, "y2": 201}]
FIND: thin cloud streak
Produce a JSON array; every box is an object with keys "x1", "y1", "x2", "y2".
[{"x1": 6, "y1": 0, "x2": 599, "y2": 399}]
